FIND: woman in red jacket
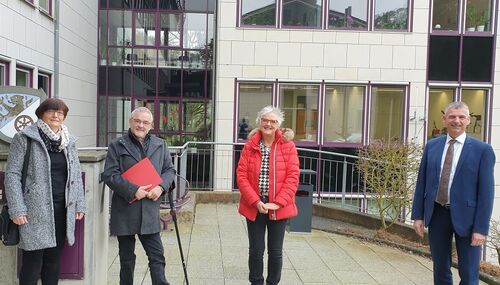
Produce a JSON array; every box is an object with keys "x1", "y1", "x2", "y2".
[{"x1": 237, "y1": 106, "x2": 300, "y2": 285}]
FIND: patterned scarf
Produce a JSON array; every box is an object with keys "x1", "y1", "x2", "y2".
[{"x1": 36, "y1": 119, "x2": 69, "y2": 152}]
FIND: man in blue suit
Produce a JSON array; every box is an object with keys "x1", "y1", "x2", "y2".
[{"x1": 412, "y1": 101, "x2": 495, "y2": 285}]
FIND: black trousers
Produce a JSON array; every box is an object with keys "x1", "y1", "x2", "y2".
[
  {"x1": 117, "y1": 233, "x2": 170, "y2": 285},
  {"x1": 19, "y1": 206, "x2": 67, "y2": 285},
  {"x1": 246, "y1": 213, "x2": 287, "y2": 285}
]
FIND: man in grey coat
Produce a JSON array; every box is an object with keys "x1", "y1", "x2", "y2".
[{"x1": 103, "y1": 107, "x2": 176, "y2": 285}]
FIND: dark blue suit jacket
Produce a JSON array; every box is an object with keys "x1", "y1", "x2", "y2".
[{"x1": 411, "y1": 135, "x2": 495, "y2": 237}]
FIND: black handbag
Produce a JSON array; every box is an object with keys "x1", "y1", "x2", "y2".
[{"x1": 0, "y1": 137, "x2": 31, "y2": 246}]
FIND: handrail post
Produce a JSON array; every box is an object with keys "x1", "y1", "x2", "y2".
[{"x1": 341, "y1": 158, "x2": 347, "y2": 206}]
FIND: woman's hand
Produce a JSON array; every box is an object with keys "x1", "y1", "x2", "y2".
[
  {"x1": 12, "y1": 215, "x2": 28, "y2": 225},
  {"x1": 256, "y1": 201, "x2": 268, "y2": 214},
  {"x1": 264, "y1": 203, "x2": 281, "y2": 210},
  {"x1": 76, "y1": 212, "x2": 84, "y2": 220}
]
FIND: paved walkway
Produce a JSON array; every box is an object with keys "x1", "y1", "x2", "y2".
[{"x1": 108, "y1": 203, "x2": 486, "y2": 284}]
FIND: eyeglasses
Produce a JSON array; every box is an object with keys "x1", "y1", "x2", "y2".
[
  {"x1": 132, "y1": 118, "x2": 152, "y2": 126},
  {"x1": 46, "y1": 110, "x2": 65, "y2": 117},
  {"x1": 261, "y1": 118, "x2": 278, "y2": 125}
]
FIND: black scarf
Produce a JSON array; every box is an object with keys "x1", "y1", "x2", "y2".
[{"x1": 128, "y1": 129, "x2": 151, "y2": 159}]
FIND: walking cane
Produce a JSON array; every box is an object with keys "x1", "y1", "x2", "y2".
[{"x1": 168, "y1": 182, "x2": 189, "y2": 285}]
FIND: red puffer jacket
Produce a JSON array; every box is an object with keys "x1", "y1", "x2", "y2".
[{"x1": 237, "y1": 128, "x2": 300, "y2": 221}]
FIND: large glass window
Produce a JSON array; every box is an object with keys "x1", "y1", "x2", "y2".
[
  {"x1": 280, "y1": 84, "x2": 319, "y2": 141},
  {"x1": 465, "y1": 0, "x2": 491, "y2": 32},
  {"x1": 107, "y1": 96, "x2": 131, "y2": 134},
  {"x1": 241, "y1": 0, "x2": 276, "y2": 26},
  {"x1": 462, "y1": 89, "x2": 487, "y2": 140},
  {"x1": 99, "y1": 11, "x2": 108, "y2": 65},
  {"x1": 183, "y1": 70, "x2": 205, "y2": 97},
  {"x1": 158, "y1": 68, "x2": 182, "y2": 97},
  {"x1": 183, "y1": 101, "x2": 208, "y2": 133},
  {"x1": 370, "y1": 86, "x2": 405, "y2": 141},
  {"x1": 238, "y1": 83, "x2": 273, "y2": 139},
  {"x1": 374, "y1": 0, "x2": 408, "y2": 30},
  {"x1": 135, "y1": 12, "x2": 156, "y2": 46},
  {"x1": 160, "y1": 101, "x2": 179, "y2": 131},
  {"x1": 16, "y1": 68, "x2": 31, "y2": 87},
  {"x1": 432, "y1": 0, "x2": 458, "y2": 31},
  {"x1": 282, "y1": 0, "x2": 322, "y2": 27},
  {"x1": 107, "y1": 67, "x2": 132, "y2": 95},
  {"x1": 108, "y1": 10, "x2": 132, "y2": 46},
  {"x1": 428, "y1": 36, "x2": 460, "y2": 81},
  {"x1": 328, "y1": 0, "x2": 368, "y2": 29},
  {"x1": 160, "y1": 13, "x2": 181, "y2": 47},
  {"x1": 427, "y1": 88, "x2": 454, "y2": 139},
  {"x1": 324, "y1": 86, "x2": 364, "y2": 143},
  {"x1": 132, "y1": 67, "x2": 156, "y2": 96},
  {"x1": 133, "y1": 48, "x2": 157, "y2": 66},
  {"x1": 38, "y1": 73, "x2": 50, "y2": 97},
  {"x1": 158, "y1": 49, "x2": 182, "y2": 67},
  {"x1": 183, "y1": 13, "x2": 207, "y2": 49},
  {"x1": 461, "y1": 36, "x2": 493, "y2": 82}
]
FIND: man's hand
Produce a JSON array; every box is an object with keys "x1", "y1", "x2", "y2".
[
  {"x1": 256, "y1": 201, "x2": 268, "y2": 214},
  {"x1": 134, "y1": 184, "x2": 152, "y2": 201},
  {"x1": 76, "y1": 212, "x2": 84, "y2": 220},
  {"x1": 471, "y1": 232, "x2": 486, "y2": 247},
  {"x1": 12, "y1": 215, "x2": 28, "y2": 225},
  {"x1": 413, "y1": 219, "x2": 425, "y2": 238},
  {"x1": 147, "y1": 186, "x2": 163, "y2": 201},
  {"x1": 264, "y1": 203, "x2": 281, "y2": 210}
]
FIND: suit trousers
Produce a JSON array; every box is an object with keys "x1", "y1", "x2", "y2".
[
  {"x1": 117, "y1": 233, "x2": 170, "y2": 285},
  {"x1": 428, "y1": 203, "x2": 481, "y2": 285},
  {"x1": 246, "y1": 213, "x2": 287, "y2": 285},
  {"x1": 19, "y1": 205, "x2": 67, "y2": 285}
]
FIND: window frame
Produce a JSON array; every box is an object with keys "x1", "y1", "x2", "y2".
[
  {"x1": 39, "y1": 0, "x2": 52, "y2": 16},
  {"x1": 431, "y1": 0, "x2": 495, "y2": 35},
  {"x1": 0, "y1": 61, "x2": 9, "y2": 86},
  {"x1": 38, "y1": 72, "x2": 52, "y2": 97},
  {"x1": 15, "y1": 67, "x2": 33, "y2": 88}
]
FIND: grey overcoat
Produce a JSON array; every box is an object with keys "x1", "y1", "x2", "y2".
[
  {"x1": 5, "y1": 124, "x2": 87, "y2": 251},
  {"x1": 103, "y1": 133, "x2": 176, "y2": 236}
]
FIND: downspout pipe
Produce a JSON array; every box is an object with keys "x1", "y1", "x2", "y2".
[{"x1": 53, "y1": 0, "x2": 60, "y2": 98}]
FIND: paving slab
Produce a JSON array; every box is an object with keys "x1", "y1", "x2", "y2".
[{"x1": 108, "y1": 203, "x2": 487, "y2": 285}]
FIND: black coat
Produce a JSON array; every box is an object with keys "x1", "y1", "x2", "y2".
[{"x1": 103, "y1": 133, "x2": 176, "y2": 236}]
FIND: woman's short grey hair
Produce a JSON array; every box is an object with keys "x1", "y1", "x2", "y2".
[
  {"x1": 444, "y1": 101, "x2": 469, "y2": 116},
  {"x1": 131, "y1": 107, "x2": 153, "y2": 121},
  {"x1": 255, "y1": 106, "x2": 284, "y2": 127}
]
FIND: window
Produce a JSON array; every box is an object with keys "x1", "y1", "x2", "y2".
[
  {"x1": 461, "y1": 89, "x2": 487, "y2": 140},
  {"x1": 324, "y1": 85, "x2": 364, "y2": 143},
  {"x1": 183, "y1": 101, "x2": 209, "y2": 134},
  {"x1": 16, "y1": 68, "x2": 31, "y2": 87},
  {"x1": 461, "y1": 36, "x2": 493, "y2": 82},
  {"x1": 240, "y1": 0, "x2": 276, "y2": 26},
  {"x1": 183, "y1": 13, "x2": 207, "y2": 49},
  {"x1": 0, "y1": 62, "x2": 7, "y2": 86},
  {"x1": 108, "y1": 10, "x2": 132, "y2": 46},
  {"x1": 328, "y1": 0, "x2": 368, "y2": 29},
  {"x1": 38, "y1": 73, "x2": 51, "y2": 97},
  {"x1": 465, "y1": 0, "x2": 491, "y2": 32},
  {"x1": 280, "y1": 84, "x2": 319, "y2": 142},
  {"x1": 428, "y1": 36, "x2": 460, "y2": 81},
  {"x1": 370, "y1": 86, "x2": 405, "y2": 141},
  {"x1": 132, "y1": 67, "x2": 156, "y2": 96},
  {"x1": 427, "y1": 88, "x2": 454, "y2": 139},
  {"x1": 160, "y1": 14, "x2": 181, "y2": 47},
  {"x1": 374, "y1": 0, "x2": 408, "y2": 30},
  {"x1": 99, "y1": 11, "x2": 108, "y2": 65},
  {"x1": 135, "y1": 12, "x2": 156, "y2": 46},
  {"x1": 160, "y1": 101, "x2": 179, "y2": 131},
  {"x1": 39, "y1": 0, "x2": 51, "y2": 15},
  {"x1": 238, "y1": 83, "x2": 273, "y2": 139},
  {"x1": 282, "y1": 0, "x2": 322, "y2": 27},
  {"x1": 432, "y1": 0, "x2": 459, "y2": 31}
]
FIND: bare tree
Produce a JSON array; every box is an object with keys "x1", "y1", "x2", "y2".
[
  {"x1": 487, "y1": 219, "x2": 500, "y2": 264},
  {"x1": 357, "y1": 139, "x2": 422, "y2": 230}
]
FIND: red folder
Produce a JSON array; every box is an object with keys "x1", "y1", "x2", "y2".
[{"x1": 121, "y1": 157, "x2": 163, "y2": 203}]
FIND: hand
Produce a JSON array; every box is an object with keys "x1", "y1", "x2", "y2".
[
  {"x1": 134, "y1": 184, "x2": 152, "y2": 201},
  {"x1": 264, "y1": 203, "x2": 281, "y2": 210},
  {"x1": 147, "y1": 186, "x2": 163, "y2": 201},
  {"x1": 12, "y1": 215, "x2": 28, "y2": 225},
  {"x1": 413, "y1": 219, "x2": 425, "y2": 238},
  {"x1": 471, "y1": 232, "x2": 486, "y2": 247},
  {"x1": 256, "y1": 201, "x2": 268, "y2": 214},
  {"x1": 76, "y1": 212, "x2": 84, "y2": 220}
]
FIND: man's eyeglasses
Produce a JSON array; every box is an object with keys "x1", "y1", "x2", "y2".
[
  {"x1": 261, "y1": 118, "x2": 278, "y2": 125},
  {"x1": 132, "y1": 118, "x2": 152, "y2": 126},
  {"x1": 46, "y1": 110, "x2": 65, "y2": 117}
]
